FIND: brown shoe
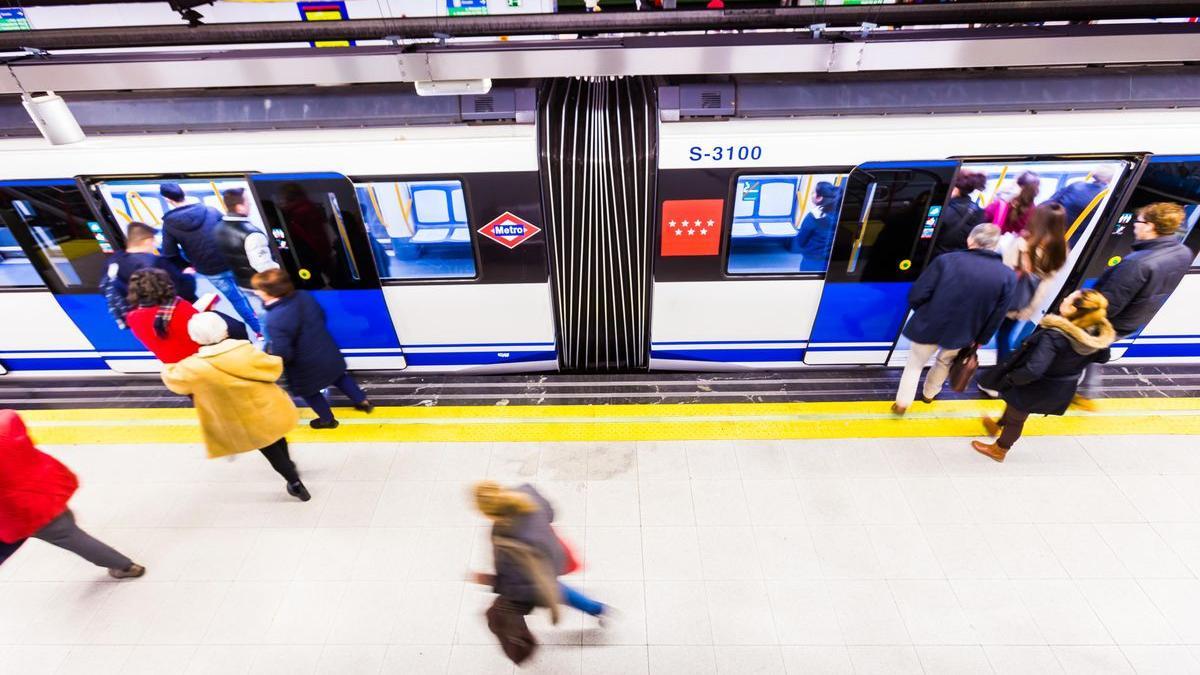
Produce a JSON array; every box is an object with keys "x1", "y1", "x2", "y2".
[
  {"x1": 971, "y1": 440, "x2": 1007, "y2": 463},
  {"x1": 1071, "y1": 395, "x2": 1097, "y2": 412},
  {"x1": 108, "y1": 563, "x2": 145, "y2": 579},
  {"x1": 981, "y1": 416, "x2": 1002, "y2": 437},
  {"x1": 891, "y1": 403, "x2": 907, "y2": 416}
]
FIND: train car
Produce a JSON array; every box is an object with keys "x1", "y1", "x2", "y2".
[{"x1": 0, "y1": 108, "x2": 1198, "y2": 376}]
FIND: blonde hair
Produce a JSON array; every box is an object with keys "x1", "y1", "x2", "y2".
[
  {"x1": 473, "y1": 480, "x2": 538, "y2": 519},
  {"x1": 1139, "y1": 202, "x2": 1186, "y2": 236},
  {"x1": 1068, "y1": 289, "x2": 1111, "y2": 332}
]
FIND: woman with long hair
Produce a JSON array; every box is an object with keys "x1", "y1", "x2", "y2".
[
  {"x1": 931, "y1": 169, "x2": 988, "y2": 257},
  {"x1": 983, "y1": 171, "x2": 1040, "y2": 235},
  {"x1": 973, "y1": 289, "x2": 1115, "y2": 462},
  {"x1": 994, "y1": 203, "x2": 1070, "y2": 363}
]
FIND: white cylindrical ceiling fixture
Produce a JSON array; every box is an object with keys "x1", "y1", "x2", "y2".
[{"x1": 22, "y1": 91, "x2": 85, "y2": 145}]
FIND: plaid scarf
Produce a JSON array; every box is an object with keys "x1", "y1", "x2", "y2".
[{"x1": 152, "y1": 297, "x2": 178, "y2": 340}]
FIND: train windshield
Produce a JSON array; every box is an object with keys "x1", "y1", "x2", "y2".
[
  {"x1": 726, "y1": 172, "x2": 849, "y2": 275},
  {"x1": 354, "y1": 179, "x2": 477, "y2": 280}
]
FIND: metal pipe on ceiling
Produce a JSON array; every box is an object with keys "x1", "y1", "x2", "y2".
[{"x1": 0, "y1": 0, "x2": 1198, "y2": 51}]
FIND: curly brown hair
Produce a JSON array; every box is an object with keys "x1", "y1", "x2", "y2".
[{"x1": 126, "y1": 267, "x2": 177, "y2": 308}]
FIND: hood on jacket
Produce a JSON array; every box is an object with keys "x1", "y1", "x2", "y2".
[
  {"x1": 1039, "y1": 314, "x2": 1116, "y2": 355},
  {"x1": 165, "y1": 203, "x2": 215, "y2": 232},
  {"x1": 0, "y1": 409, "x2": 33, "y2": 460},
  {"x1": 195, "y1": 339, "x2": 281, "y2": 383}
]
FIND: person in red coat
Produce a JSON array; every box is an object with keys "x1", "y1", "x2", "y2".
[
  {"x1": 0, "y1": 410, "x2": 144, "y2": 578},
  {"x1": 125, "y1": 268, "x2": 203, "y2": 364}
]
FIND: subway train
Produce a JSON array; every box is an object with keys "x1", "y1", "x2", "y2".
[{"x1": 0, "y1": 106, "x2": 1198, "y2": 376}]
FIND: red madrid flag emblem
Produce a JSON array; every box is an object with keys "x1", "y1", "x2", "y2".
[{"x1": 661, "y1": 199, "x2": 724, "y2": 256}]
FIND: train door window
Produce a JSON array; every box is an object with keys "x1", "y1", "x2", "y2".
[
  {"x1": 0, "y1": 182, "x2": 108, "y2": 291},
  {"x1": 353, "y1": 179, "x2": 477, "y2": 281},
  {"x1": 250, "y1": 173, "x2": 379, "y2": 290},
  {"x1": 726, "y1": 172, "x2": 847, "y2": 275},
  {"x1": 93, "y1": 178, "x2": 270, "y2": 238}
]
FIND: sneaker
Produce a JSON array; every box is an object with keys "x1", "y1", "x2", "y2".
[
  {"x1": 354, "y1": 400, "x2": 375, "y2": 414},
  {"x1": 287, "y1": 481, "x2": 312, "y2": 502},
  {"x1": 309, "y1": 418, "x2": 339, "y2": 430},
  {"x1": 108, "y1": 563, "x2": 145, "y2": 579},
  {"x1": 977, "y1": 383, "x2": 1000, "y2": 399},
  {"x1": 595, "y1": 604, "x2": 618, "y2": 628}
]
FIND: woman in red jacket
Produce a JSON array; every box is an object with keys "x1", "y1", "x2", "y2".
[
  {"x1": 125, "y1": 268, "x2": 202, "y2": 364},
  {"x1": 0, "y1": 410, "x2": 144, "y2": 578}
]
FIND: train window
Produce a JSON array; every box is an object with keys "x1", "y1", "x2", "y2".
[
  {"x1": 0, "y1": 183, "x2": 107, "y2": 291},
  {"x1": 726, "y1": 173, "x2": 847, "y2": 275},
  {"x1": 0, "y1": 224, "x2": 41, "y2": 287},
  {"x1": 354, "y1": 179, "x2": 477, "y2": 280}
]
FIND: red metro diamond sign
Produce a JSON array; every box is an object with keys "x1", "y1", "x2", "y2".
[{"x1": 479, "y1": 212, "x2": 541, "y2": 249}]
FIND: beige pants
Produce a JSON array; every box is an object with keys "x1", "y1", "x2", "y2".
[{"x1": 895, "y1": 342, "x2": 961, "y2": 409}]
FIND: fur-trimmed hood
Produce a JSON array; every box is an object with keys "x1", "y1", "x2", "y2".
[{"x1": 1038, "y1": 314, "x2": 1116, "y2": 355}]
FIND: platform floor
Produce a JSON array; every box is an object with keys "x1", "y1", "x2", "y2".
[{"x1": 5, "y1": 431, "x2": 1200, "y2": 674}]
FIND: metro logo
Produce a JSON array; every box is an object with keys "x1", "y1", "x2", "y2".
[{"x1": 478, "y1": 212, "x2": 541, "y2": 249}]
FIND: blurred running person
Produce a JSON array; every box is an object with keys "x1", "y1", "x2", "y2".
[
  {"x1": 973, "y1": 290, "x2": 1115, "y2": 462},
  {"x1": 983, "y1": 171, "x2": 1040, "y2": 235},
  {"x1": 792, "y1": 181, "x2": 842, "y2": 272},
  {"x1": 0, "y1": 410, "x2": 144, "y2": 578},
  {"x1": 993, "y1": 203, "x2": 1069, "y2": 365},
  {"x1": 252, "y1": 269, "x2": 373, "y2": 429},
  {"x1": 159, "y1": 182, "x2": 263, "y2": 334},
  {"x1": 470, "y1": 480, "x2": 608, "y2": 665},
  {"x1": 931, "y1": 169, "x2": 987, "y2": 258},
  {"x1": 892, "y1": 223, "x2": 1016, "y2": 415},
  {"x1": 1074, "y1": 202, "x2": 1194, "y2": 409},
  {"x1": 1045, "y1": 166, "x2": 1114, "y2": 231},
  {"x1": 161, "y1": 312, "x2": 310, "y2": 501},
  {"x1": 101, "y1": 221, "x2": 196, "y2": 328}
]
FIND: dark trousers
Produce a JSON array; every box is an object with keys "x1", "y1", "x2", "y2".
[
  {"x1": 33, "y1": 509, "x2": 133, "y2": 570},
  {"x1": 301, "y1": 373, "x2": 368, "y2": 423},
  {"x1": 996, "y1": 317, "x2": 1019, "y2": 365},
  {"x1": 995, "y1": 404, "x2": 1031, "y2": 450},
  {"x1": 486, "y1": 596, "x2": 537, "y2": 665},
  {"x1": 259, "y1": 437, "x2": 300, "y2": 484}
]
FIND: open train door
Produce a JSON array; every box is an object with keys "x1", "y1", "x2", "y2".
[
  {"x1": 804, "y1": 161, "x2": 959, "y2": 365},
  {"x1": 248, "y1": 172, "x2": 406, "y2": 370},
  {"x1": 1062, "y1": 155, "x2": 1200, "y2": 361}
]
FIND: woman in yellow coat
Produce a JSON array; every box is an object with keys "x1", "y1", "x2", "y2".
[{"x1": 162, "y1": 312, "x2": 310, "y2": 501}]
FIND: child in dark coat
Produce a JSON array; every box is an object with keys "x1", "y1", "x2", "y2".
[{"x1": 251, "y1": 269, "x2": 373, "y2": 429}]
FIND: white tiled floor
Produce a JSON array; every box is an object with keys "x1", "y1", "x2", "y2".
[{"x1": 4, "y1": 435, "x2": 1200, "y2": 673}]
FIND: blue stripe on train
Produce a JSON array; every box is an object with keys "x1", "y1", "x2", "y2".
[
  {"x1": 652, "y1": 347, "x2": 806, "y2": 362},
  {"x1": 403, "y1": 350, "x2": 557, "y2": 366},
  {"x1": 2, "y1": 357, "x2": 110, "y2": 371}
]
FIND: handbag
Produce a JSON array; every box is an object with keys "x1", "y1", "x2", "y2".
[
  {"x1": 949, "y1": 343, "x2": 980, "y2": 392},
  {"x1": 555, "y1": 528, "x2": 582, "y2": 575}
]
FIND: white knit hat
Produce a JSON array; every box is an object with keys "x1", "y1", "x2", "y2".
[{"x1": 187, "y1": 312, "x2": 229, "y2": 346}]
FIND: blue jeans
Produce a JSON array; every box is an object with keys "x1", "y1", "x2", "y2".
[
  {"x1": 559, "y1": 583, "x2": 604, "y2": 616},
  {"x1": 202, "y1": 271, "x2": 261, "y2": 334},
  {"x1": 301, "y1": 373, "x2": 368, "y2": 423}
]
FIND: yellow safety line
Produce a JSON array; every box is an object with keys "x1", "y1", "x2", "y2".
[
  {"x1": 1065, "y1": 188, "x2": 1110, "y2": 241},
  {"x1": 17, "y1": 399, "x2": 1200, "y2": 445}
]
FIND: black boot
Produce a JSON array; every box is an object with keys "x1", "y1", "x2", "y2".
[
  {"x1": 354, "y1": 400, "x2": 375, "y2": 414},
  {"x1": 287, "y1": 481, "x2": 312, "y2": 502},
  {"x1": 309, "y1": 417, "x2": 339, "y2": 429}
]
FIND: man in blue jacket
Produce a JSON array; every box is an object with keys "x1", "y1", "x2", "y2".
[
  {"x1": 159, "y1": 183, "x2": 262, "y2": 334},
  {"x1": 893, "y1": 223, "x2": 1017, "y2": 414},
  {"x1": 101, "y1": 221, "x2": 197, "y2": 328},
  {"x1": 1045, "y1": 166, "x2": 1113, "y2": 232},
  {"x1": 1075, "y1": 201, "x2": 1194, "y2": 408}
]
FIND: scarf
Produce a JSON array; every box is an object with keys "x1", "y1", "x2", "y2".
[
  {"x1": 1039, "y1": 314, "x2": 1116, "y2": 356},
  {"x1": 153, "y1": 297, "x2": 178, "y2": 340}
]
